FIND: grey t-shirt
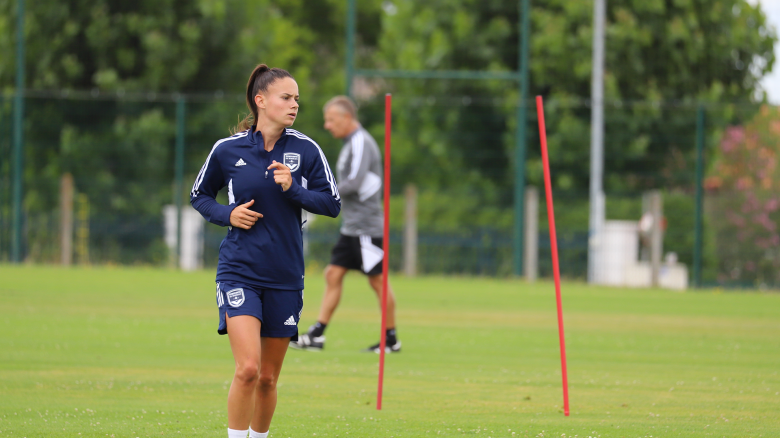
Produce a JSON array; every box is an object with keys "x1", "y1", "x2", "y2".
[{"x1": 336, "y1": 126, "x2": 384, "y2": 237}]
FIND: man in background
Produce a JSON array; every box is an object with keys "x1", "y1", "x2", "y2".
[{"x1": 291, "y1": 95, "x2": 400, "y2": 353}]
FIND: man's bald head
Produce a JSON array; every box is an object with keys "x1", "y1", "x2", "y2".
[
  {"x1": 323, "y1": 95, "x2": 358, "y2": 120},
  {"x1": 323, "y1": 95, "x2": 360, "y2": 139}
]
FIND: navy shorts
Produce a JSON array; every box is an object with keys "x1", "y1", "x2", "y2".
[{"x1": 216, "y1": 281, "x2": 303, "y2": 338}]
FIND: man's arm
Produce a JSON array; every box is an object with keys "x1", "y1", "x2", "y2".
[{"x1": 336, "y1": 130, "x2": 372, "y2": 196}]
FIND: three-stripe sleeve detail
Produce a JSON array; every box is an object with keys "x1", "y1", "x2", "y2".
[
  {"x1": 347, "y1": 130, "x2": 364, "y2": 180},
  {"x1": 191, "y1": 131, "x2": 248, "y2": 198}
]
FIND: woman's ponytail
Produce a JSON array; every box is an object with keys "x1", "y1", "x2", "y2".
[{"x1": 232, "y1": 64, "x2": 293, "y2": 134}]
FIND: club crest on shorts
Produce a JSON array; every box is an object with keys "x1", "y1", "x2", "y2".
[
  {"x1": 283, "y1": 153, "x2": 301, "y2": 172},
  {"x1": 226, "y1": 288, "x2": 245, "y2": 307}
]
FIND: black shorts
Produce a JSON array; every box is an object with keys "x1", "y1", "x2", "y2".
[{"x1": 330, "y1": 234, "x2": 384, "y2": 276}]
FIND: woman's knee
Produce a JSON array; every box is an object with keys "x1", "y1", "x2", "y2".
[
  {"x1": 257, "y1": 372, "x2": 278, "y2": 392},
  {"x1": 234, "y1": 361, "x2": 260, "y2": 385}
]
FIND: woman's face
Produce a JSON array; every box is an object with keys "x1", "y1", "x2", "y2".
[{"x1": 256, "y1": 77, "x2": 299, "y2": 128}]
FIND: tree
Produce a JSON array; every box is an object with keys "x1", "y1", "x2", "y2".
[
  {"x1": 365, "y1": 0, "x2": 776, "y2": 196},
  {"x1": 0, "y1": 0, "x2": 777, "y2": 264},
  {"x1": 0, "y1": 0, "x2": 368, "y2": 261}
]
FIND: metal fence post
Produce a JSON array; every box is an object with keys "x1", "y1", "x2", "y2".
[
  {"x1": 403, "y1": 184, "x2": 418, "y2": 277},
  {"x1": 0, "y1": 94, "x2": 6, "y2": 259},
  {"x1": 11, "y1": 0, "x2": 26, "y2": 263},
  {"x1": 345, "y1": 0, "x2": 356, "y2": 96},
  {"x1": 693, "y1": 105, "x2": 705, "y2": 288},
  {"x1": 76, "y1": 193, "x2": 90, "y2": 265},
  {"x1": 175, "y1": 97, "x2": 186, "y2": 268},
  {"x1": 513, "y1": 0, "x2": 530, "y2": 276},
  {"x1": 649, "y1": 190, "x2": 663, "y2": 287},
  {"x1": 588, "y1": 0, "x2": 606, "y2": 284},
  {"x1": 60, "y1": 173, "x2": 74, "y2": 266},
  {"x1": 524, "y1": 186, "x2": 538, "y2": 281}
]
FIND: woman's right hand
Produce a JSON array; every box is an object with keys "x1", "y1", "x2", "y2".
[{"x1": 230, "y1": 199, "x2": 263, "y2": 229}]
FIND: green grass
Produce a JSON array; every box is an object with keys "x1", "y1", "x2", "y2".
[{"x1": 1, "y1": 265, "x2": 779, "y2": 438}]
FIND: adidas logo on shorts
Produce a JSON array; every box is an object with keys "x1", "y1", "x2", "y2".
[{"x1": 283, "y1": 315, "x2": 296, "y2": 326}]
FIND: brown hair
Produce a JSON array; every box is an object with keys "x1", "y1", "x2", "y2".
[
  {"x1": 233, "y1": 64, "x2": 294, "y2": 133},
  {"x1": 323, "y1": 95, "x2": 358, "y2": 121}
]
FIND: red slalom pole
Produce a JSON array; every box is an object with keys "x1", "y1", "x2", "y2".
[
  {"x1": 536, "y1": 95, "x2": 570, "y2": 416},
  {"x1": 377, "y1": 93, "x2": 392, "y2": 410}
]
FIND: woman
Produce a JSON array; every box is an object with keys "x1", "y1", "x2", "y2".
[{"x1": 190, "y1": 64, "x2": 340, "y2": 438}]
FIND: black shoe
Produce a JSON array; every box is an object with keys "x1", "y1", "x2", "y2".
[
  {"x1": 362, "y1": 340, "x2": 401, "y2": 354},
  {"x1": 289, "y1": 333, "x2": 325, "y2": 351}
]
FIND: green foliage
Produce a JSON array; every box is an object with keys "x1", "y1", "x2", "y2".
[
  {"x1": 0, "y1": 0, "x2": 777, "y2": 270},
  {"x1": 0, "y1": 0, "x2": 371, "y2": 262},
  {"x1": 366, "y1": 0, "x2": 776, "y2": 195}
]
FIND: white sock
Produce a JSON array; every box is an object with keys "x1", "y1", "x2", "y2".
[
  {"x1": 227, "y1": 428, "x2": 249, "y2": 438},
  {"x1": 249, "y1": 427, "x2": 269, "y2": 438}
]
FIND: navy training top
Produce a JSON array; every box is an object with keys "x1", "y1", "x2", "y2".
[{"x1": 190, "y1": 127, "x2": 341, "y2": 290}]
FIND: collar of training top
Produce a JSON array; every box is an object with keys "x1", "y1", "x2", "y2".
[
  {"x1": 247, "y1": 126, "x2": 290, "y2": 148},
  {"x1": 342, "y1": 124, "x2": 362, "y2": 143}
]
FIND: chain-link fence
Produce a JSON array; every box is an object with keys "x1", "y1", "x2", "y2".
[{"x1": 1, "y1": 91, "x2": 776, "y2": 288}]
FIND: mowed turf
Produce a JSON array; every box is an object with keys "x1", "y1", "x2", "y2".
[{"x1": 0, "y1": 265, "x2": 779, "y2": 438}]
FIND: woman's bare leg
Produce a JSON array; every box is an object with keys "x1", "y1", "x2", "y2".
[
  {"x1": 226, "y1": 314, "x2": 262, "y2": 430},
  {"x1": 250, "y1": 337, "x2": 290, "y2": 433}
]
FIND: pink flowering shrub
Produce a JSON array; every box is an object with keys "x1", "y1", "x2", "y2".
[{"x1": 705, "y1": 105, "x2": 780, "y2": 286}]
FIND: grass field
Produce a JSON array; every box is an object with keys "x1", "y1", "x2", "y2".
[{"x1": 0, "y1": 265, "x2": 779, "y2": 438}]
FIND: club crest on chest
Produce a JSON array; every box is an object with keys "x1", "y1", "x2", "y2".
[{"x1": 283, "y1": 153, "x2": 301, "y2": 172}]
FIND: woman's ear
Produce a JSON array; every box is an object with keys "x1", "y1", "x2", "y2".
[{"x1": 255, "y1": 93, "x2": 265, "y2": 110}]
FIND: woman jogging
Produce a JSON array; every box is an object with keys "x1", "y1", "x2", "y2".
[{"x1": 190, "y1": 64, "x2": 340, "y2": 438}]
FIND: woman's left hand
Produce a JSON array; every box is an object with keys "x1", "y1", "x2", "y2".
[{"x1": 268, "y1": 160, "x2": 292, "y2": 191}]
